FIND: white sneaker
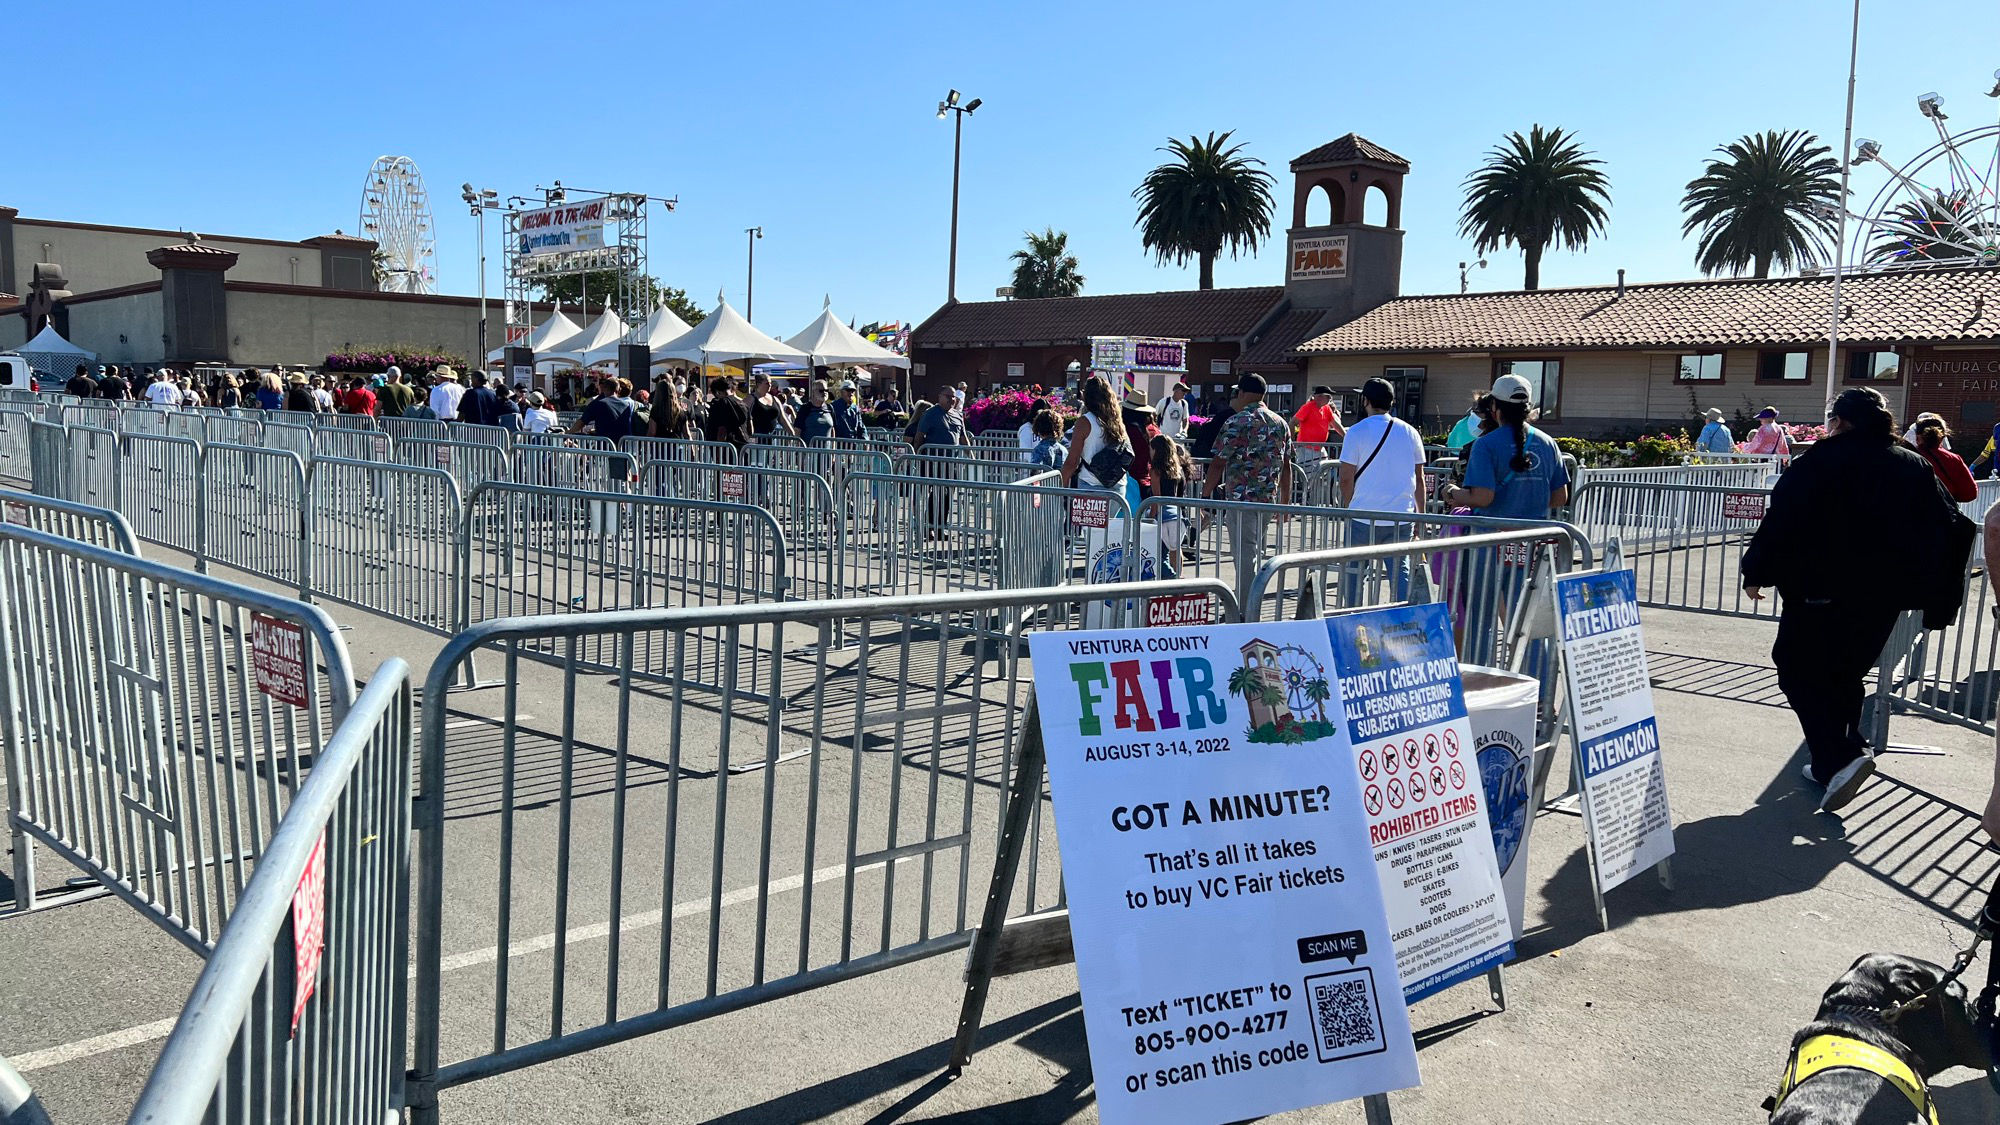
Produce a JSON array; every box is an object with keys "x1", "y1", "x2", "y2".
[
  {"x1": 1818, "y1": 755, "x2": 1877, "y2": 814},
  {"x1": 1801, "y1": 762, "x2": 1822, "y2": 786}
]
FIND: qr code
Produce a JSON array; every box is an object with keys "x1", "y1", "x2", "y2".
[{"x1": 1305, "y1": 968, "x2": 1386, "y2": 1062}]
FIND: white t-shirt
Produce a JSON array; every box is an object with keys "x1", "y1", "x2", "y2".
[
  {"x1": 145, "y1": 380, "x2": 181, "y2": 407},
  {"x1": 1158, "y1": 395, "x2": 1192, "y2": 439},
  {"x1": 1018, "y1": 421, "x2": 1037, "y2": 449},
  {"x1": 312, "y1": 388, "x2": 335, "y2": 411},
  {"x1": 430, "y1": 382, "x2": 465, "y2": 420},
  {"x1": 524, "y1": 407, "x2": 557, "y2": 433},
  {"x1": 1338, "y1": 413, "x2": 1427, "y2": 521}
]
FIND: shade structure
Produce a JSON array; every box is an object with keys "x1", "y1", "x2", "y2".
[
  {"x1": 546, "y1": 307, "x2": 628, "y2": 365},
  {"x1": 785, "y1": 301, "x2": 911, "y2": 369},
  {"x1": 582, "y1": 302, "x2": 690, "y2": 365},
  {"x1": 12, "y1": 323, "x2": 95, "y2": 379},
  {"x1": 485, "y1": 306, "x2": 584, "y2": 363},
  {"x1": 652, "y1": 299, "x2": 807, "y2": 367}
]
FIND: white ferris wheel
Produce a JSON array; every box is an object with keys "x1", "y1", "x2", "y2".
[
  {"x1": 360, "y1": 155, "x2": 438, "y2": 294},
  {"x1": 1841, "y1": 74, "x2": 2000, "y2": 272}
]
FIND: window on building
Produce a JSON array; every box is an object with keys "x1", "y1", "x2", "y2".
[
  {"x1": 1674, "y1": 353, "x2": 1724, "y2": 382},
  {"x1": 1209, "y1": 359, "x2": 1232, "y2": 376},
  {"x1": 1757, "y1": 351, "x2": 1811, "y2": 383},
  {"x1": 1382, "y1": 366, "x2": 1427, "y2": 422},
  {"x1": 1493, "y1": 358, "x2": 1562, "y2": 418},
  {"x1": 1006, "y1": 362, "x2": 1025, "y2": 379},
  {"x1": 1846, "y1": 349, "x2": 1902, "y2": 383}
]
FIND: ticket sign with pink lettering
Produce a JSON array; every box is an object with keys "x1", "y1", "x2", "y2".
[
  {"x1": 251, "y1": 613, "x2": 310, "y2": 707},
  {"x1": 1029, "y1": 620, "x2": 1417, "y2": 1125}
]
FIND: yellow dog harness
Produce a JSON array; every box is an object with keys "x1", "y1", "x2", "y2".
[{"x1": 1770, "y1": 1033, "x2": 1938, "y2": 1123}]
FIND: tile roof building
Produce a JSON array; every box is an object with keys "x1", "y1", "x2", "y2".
[{"x1": 909, "y1": 128, "x2": 2000, "y2": 438}]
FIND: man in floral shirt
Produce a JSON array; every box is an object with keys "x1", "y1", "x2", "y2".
[{"x1": 1202, "y1": 374, "x2": 1292, "y2": 586}]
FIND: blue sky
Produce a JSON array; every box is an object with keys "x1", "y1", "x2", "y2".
[{"x1": 17, "y1": 0, "x2": 1996, "y2": 333}]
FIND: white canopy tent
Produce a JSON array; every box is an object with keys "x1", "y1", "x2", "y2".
[
  {"x1": 11, "y1": 324, "x2": 95, "y2": 380},
  {"x1": 652, "y1": 298, "x2": 807, "y2": 368},
  {"x1": 484, "y1": 306, "x2": 584, "y2": 364},
  {"x1": 544, "y1": 307, "x2": 628, "y2": 367},
  {"x1": 785, "y1": 299, "x2": 911, "y2": 369},
  {"x1": 582, "y1": 302, "x2": 690, "y2": 366}
]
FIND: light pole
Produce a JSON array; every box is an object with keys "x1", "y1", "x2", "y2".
[
  {"x1": 461, "y1": 183, "x2": 499, "y2": 366},
  {"x1": 936, "y1": 89, "x2": 983, "y2": 302},
  {"x1": 1458, "y1": 258, "x2": 1486, "y2": 294},
  {"x1": 745, "y1": 226, "x2": 764, "y2": 321}
]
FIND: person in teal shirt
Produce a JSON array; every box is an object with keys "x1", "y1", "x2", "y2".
[{"x1": 1696, "y1": 407, "x2": 1736, "y2": 455}]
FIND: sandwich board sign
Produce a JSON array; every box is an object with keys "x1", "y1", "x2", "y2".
[
  {"x1": 1323, "y1": 603, "x2": 1514, "y2": 1001},
  {"x1": 1537, "y1": 565, "x2": 1675, "y2": 928},
  {"x1": 1028, "y1": 619, "x2": 1418, "y2": 1125}
]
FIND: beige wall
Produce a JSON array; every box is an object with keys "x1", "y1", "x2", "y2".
[
  {"x1": 65, "y1": 294, "x2": 165, "y2": 367},
  {"x1": 14, "y1": 221, "x2": 321, "y2": 295},
  {"x1": 1308, "y1": 346, "x2": 1907, "y2": 437},
  {"x1": 0, "y1": 316, "x2": 22, "y2": 351},
  {"x1": 224, "y1": 290, "x2": 574, "y2": 368}
]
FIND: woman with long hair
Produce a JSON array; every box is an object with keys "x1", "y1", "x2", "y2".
[
  {"x1": 1060, "y1": 374, "x2": 1131, "y2": 491},
  {"x1": 1744, "y1": 387, "x2": 1975, "y2": 811},
  {"x1": 748, "y1": 372, "x2": 796, "y2": 438},
  {"x1": 651, "y1": 380, "x2": 692, "y2": 440},
  {"x1": 255, "y1": 370, "x2": 284, "y2": 411},
  {"x1": 1912, "y1": 415, "x2": 1976, "y2": 503},
  {"x1": 1151, "y1": 432, "x2": 1196, "y2": 575}
]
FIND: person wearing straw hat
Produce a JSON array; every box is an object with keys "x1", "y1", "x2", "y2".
[
  {"x1": 428, "y1": 365, "x2": 464, "y2": 421},
  {"x1": 1121, "y1": 387, "x2": 1161, "y2": 506},
  {"x1": 1696, "y1": 407, "x2": 1735, "y2": 455}
]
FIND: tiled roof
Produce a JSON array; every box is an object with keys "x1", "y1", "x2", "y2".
[
  {"x1": 1235, "y1": 307, "x2": 1329, "y2": 371},
  {"x1": 912, "y1": 286, "x2": 1285, "y2": 347},
  {"x1": 1291, "y1": 134, "x2": 1410, "y2": 171},
  {"x1": 1297, "y1": 267, "x2": 2000, "y2": 354}
]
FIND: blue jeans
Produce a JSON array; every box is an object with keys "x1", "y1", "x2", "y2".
[{"x1": 1341, "y1": 520, "x2": 1411, "y2": 607}]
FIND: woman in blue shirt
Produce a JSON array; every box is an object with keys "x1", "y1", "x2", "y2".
[{"x1": 1438, "y1": 373, "x2": 1571, "y2": 665}]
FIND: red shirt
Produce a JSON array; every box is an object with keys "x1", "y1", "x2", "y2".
[
  {"x1": 1293, "y1": 399, "x2": 1340, "y2": 444},
  {"x1": 341, "y1": 386, "x2": 377, "y2": 416},
  {"x1": 1921, "y1": 444, "x2": 1977, "y2": 503}
]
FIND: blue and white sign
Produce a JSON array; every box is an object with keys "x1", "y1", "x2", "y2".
[
  {"x1": 1325, "y1": 604, "x2": 1514, "y2": 1002},
  {"x1": 1555, "y1": 569, "x2": 1675, "y2": 891}
]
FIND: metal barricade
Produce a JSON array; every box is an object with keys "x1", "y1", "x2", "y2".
[
  {"x1": 622, "y1": 435, "x2": 739, "y2": 466},
  {"x1": 164, "y1": 411, "x2": 206, "y2": 445},
  {"x1": 0, "y1": 489, "x2": 140, "y2": 554},
  {"x1": 28, "y1": 420, "x2": 67, "y2": 498},
  {"x1": 66, "y1": 425, "x2": 123, "y2": 512},
  {"x1": 316, "y1": 412, "x2": 381, "y2": 431},
  {"x1": 1567, "y1": 479, "x2": 1774, "y2": 618},
  {"x1": 827, "y1": 436, "x2": 911, "y2": 458},
  {"x1": 395, "y1": 438, "x2": 512, "y2": 499},
  {"x1": 446, "y1": 421, "x2": 514, "y2": 453},
  {"x1": 119, "y1": 432, "x2": 203, "y2": 550},
  {"x1": 1572, "y1": 461, "x2": 1774, "y2": 492},
  {"x1": 380, "y1": 414, "x2": 448, "y2": 443},
  {"x1": 407, "y1": 578, "x2": 1238, "y2": 1123},
  {"x1": 972, "y1": 428, "x2": 1019, "y2": 449},
  {"x1": 643, "y1": 460, "x2": 840, "y2": 599},
  {"x1": 0, "y1": 524, "x2": 356, "y2": 948},
  {"x1": 1874, "y1": 560, "x2": 2000, "y2": 738},
  {"x1": 0, "y1": 409, "x2": 32, "y2": 485},
  {"x1": 515, "y1": 431, "x2": 614, "y2": 452},
  {"x1": 891, "y1": 452, "x2": 1044, "y2": 485},
  {"x1": 512, "y1": 444, "x2": 635, "y2": 492},
  {"x1": 121, "y1": 408, "x2": 169, "y2": 437},
  {"x1": 262, "y1": 420, "x2": 317, "y2": 463},
  {"x1": 199, "y1": 444, "x2": 311, "y2": 595},
  {"x1": 307, "y1": 458, "x2": 463, "y2": 633},
  {"x1": 127, "y1": 667, "x2": 410, "y2": 1125},
  {"x1": 63, "y1": 400, "x2": 123, "y2": 433},
  {"x1": 204, "y1": 413, "x2": 263, "y2": 448},
  {"x1": 314, "y1": 425, "x2": 394, "y2": 464}
]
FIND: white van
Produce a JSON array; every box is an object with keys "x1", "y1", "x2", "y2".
[{"x1": 0, "y1": 355, "x2": 35, "y2": 392}]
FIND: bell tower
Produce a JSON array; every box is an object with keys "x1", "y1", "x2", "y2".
[{"x1": 1284, "y1": 134, "x2": 1408, "y2": 322}]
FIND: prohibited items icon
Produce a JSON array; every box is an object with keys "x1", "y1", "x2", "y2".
[
  {"x1": 1359, "y1": 749, "x2": 1378, "y2": 780},
  {"x1": 1387, "y1": 777, "x2": 1405, "y2": 809},
  {"x1": 1424, "y1": 734, "x2": 1440, "y2": 762},
  {"x1": 1364, "y1": 785, "x2": 1383, "y2": 816},
  {"x1": 1383, "y1": 745, "x2": 1400, "y2": 774},
  {"x1": 1430, "y1": 765, "x2": 1447, "y2": 796},
  {"x1": 1444, "y1": 730, "x2": 1461, "y2": 758},
  {"x1": 1403, "y1": 740, "x2": 1421, "y2": 771},
  {"x1": 1448, "y1": 760, "x2": 1466, "y2": 790}
]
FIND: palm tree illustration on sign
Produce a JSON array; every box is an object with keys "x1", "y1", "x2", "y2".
[{"x1": 1232, "y1": 640, "x2": 1337, "y2": 744}]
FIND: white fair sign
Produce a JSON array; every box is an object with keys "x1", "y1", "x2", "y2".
[
  {"x1": 1556, "y1": 569, "x2": 1675, "y2": 891},
  {"x1": 1030, "y1": 621, "x2": 1418, "y2": 1125},
  {"x1": 516, "y1": 198, "x2": 609, "y2": 259}
]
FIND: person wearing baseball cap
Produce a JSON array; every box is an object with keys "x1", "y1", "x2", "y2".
[{"x1": 1439, "y1": 372, "x2": 1572, "y2": 665}]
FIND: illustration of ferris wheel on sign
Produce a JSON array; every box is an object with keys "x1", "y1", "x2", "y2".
[
  {"x1": 1837, "y1": 75, "x2": 2000, "y2": 271},
  {"x1": 360, "y1": 155, "x2": 438, "y2": 294}
]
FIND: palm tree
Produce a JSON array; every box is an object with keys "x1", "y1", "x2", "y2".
[
  {"x1": 1680, "y1": 130, "x2": 1841, "y2": 278},
  {"x1": 1132, "y1": 131, "x2": 1276, "y2": 290},
  {"x1": 1458, "y1": 125, "x2": 1612, "y2": 290},
  {"x1": 1008, "y1": 228, "x2": 1085, "y2": 299},
  {"x1": 1304, "y1": 677, "x2": 1331, "y2": 724},
  {"x1": 1867, "y1": 189, "x2": 1997, "y2": 264},
  {"x1": 1226, "y1": 664, "x2": 1261, "y2": 704}
]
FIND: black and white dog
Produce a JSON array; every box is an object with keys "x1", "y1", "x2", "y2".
[{"x1": 1768, "y1": 953, "x2": 1997, "y2": 1123}]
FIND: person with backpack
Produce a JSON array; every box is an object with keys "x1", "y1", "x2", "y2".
[
  {"x1": 1061, "y1": 374, "x2": 1133, "y2": 493},
  {"x1": 570, "y1": 376, "x2": 639, "y2": 443},
  {"x1": 703, "y1": 376, "x2": 754, "y2": 453}
]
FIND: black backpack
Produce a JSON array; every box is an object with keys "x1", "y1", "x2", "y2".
[{"x1": 1085, "y1": 440, "x2": 1134, "y2": 486}]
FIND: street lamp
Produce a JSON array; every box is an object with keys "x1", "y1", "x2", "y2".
[
  {"x1": 936, "y1": 89, "x2": 983, "y2": 302},
  {"x1": 1458, "y1": 258, "x2": 1487, "y2": 294},
  {"x1": 461, "y1": 182, "x2": 500, "y2": 365},
  {"x1": 745, "y1": 226, "x2": 764, "y2": 322}
]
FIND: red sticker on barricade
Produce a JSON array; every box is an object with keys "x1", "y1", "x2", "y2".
[
  {"x1": 1723, "y1": 493, "x2": 1765, "y2": 520},
  {"x1": 1498, "y1": 541, "x2": 1533, "y2": 567},
  {"x1": 1147, "y1": 592, "x2": 1209, "y2": 627},
  {"x1": 434, "y1": 445, "x2": 452, "y2": 468},
  {"x1": 720, "y1": 471, "x2": 747, "y2": 499},
  {"x1": 291, "y1": 834, "x2": 326, "y2": 1034},
  {"x1": 2, "y1": 500, "x2": 26, "y2": 525},
  {"x1": 1071, "y1": 495, "x2": 1111, "y2": 529},
  {"x1": 251, "y1": 613, "x2": 310, "y2": 707}
]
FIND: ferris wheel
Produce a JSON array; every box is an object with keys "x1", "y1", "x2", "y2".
[
  {"x1": 360, "y1": 155, "x2": 438, "y2": 294},
  {"x1": 1840, "y1": 75, "x2": 2000, "y2": 272}
]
